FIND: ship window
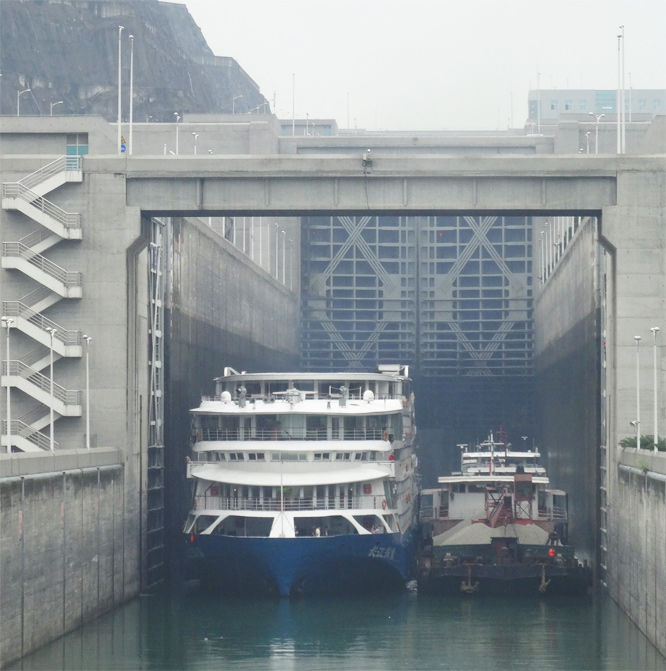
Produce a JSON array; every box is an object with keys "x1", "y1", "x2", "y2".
[
  {"x1": 228, "y1": 452, "x2": 244, "y2": 461},
  {"x1": 212, "y1": 516, "x2": 273, "y2": 537},
  {"x1": 267, "y1": 381, "x2": 288, "y2": 395},
  {"x1": 294, "y1": 515, "x2": 358, "y2": 536},
  {"x1": 194, "y1": 515, "x2": 219, "y2": 533},
  {"x1": 314, "y1": 452, "x2": 331, "y2": 461},
  {"x1": 335, "y1": 452, "x2": 351, "y2": 461},
  {"x1": 306, "y1": 415, "x2": 326, "y2": 439},
  {"x1": 248, "y1": 453, "x2": 265, "y2": 461},
  {"x1": 272, "y1": 452, "x2": 306, "y2": 461}
]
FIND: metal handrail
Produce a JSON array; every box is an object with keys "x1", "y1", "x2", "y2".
[
  {"x1": 4, "y1": 360, "x2": 81, "y2": 405},
  {"x1": 18, "y1": 344, "x2": 51, "y2": 367},
  {"x1": 196, "y1": 427, "x2": 389, "y2": 442},
  {"x1": 1, "y1": 419, "x2": 57, "y2": 450},
  {"x1": 2, "y1": 183, "x2": 81, "y2": 229},
  {"x1": 18, "y1": 228, "x2": 58, "y2": 248},
  {"x1": 16, "y1": 156, "x2": 82, "y2": 191},
  {"x1": 194, "y1": 494, "x2": 386, "y2": 512},
  {"x1": 19, "y1": 286, "x2": 53, "y2": 307},
  {"x1": 18, "y1": 404, "x2": 49, "y2": 425},
  {"x1": 2, "y1": 300, "x2": 82, "y2": 345},
  {"x1": 2, "y1": 242, "x2": 82, "y2": 287}
]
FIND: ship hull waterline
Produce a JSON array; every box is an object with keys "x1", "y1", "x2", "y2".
[{"x1": 185, "y1": 529, "x2": 417, "y2": 597}]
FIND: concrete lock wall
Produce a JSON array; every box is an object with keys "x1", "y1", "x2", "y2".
[
  {"x1": 0, "y1": 455, "x2": 139, "y2": 667},
  {"x1": 534, "y1": 217, "x2": 601, "y2": 562},
  {"x1": 601, "y1": 167, "x2": 666, "y2": 658}
]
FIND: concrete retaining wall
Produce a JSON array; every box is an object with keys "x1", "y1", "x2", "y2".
[
  {"x1": 534, "y1": 218, "x2": 601, "y2": 559},
  {"x1": 608, "y1": 453, "x2": 666, "y2": 656},
  {"x1": 0, "y1": 451, "x2": 139, "y2": 667},
  {"x1": 601, "y1": 166, "x2": 666, "y2": 658}
]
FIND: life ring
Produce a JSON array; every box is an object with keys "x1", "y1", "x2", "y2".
[
  {"x1": 382, "y1": 431, "x2": 389, "y2": 441},
  {"x1": 382, "y1": 500, "x2": 387, "y2": 510}
]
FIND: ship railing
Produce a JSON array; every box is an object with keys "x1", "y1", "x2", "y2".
[
  {"x1": 194, "y1": 494, "x2": 388, "y2": 512},
  {"x1": 195, "y1": 428, "x2": 389, "y2": 442},
  {"x1": 538, "y1": 506, "x2": 567, "y2": 521},
  {"x1": 200, "y1": 392, "x2": 408, "y2": 403}
]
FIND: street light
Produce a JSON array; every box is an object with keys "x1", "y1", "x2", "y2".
[
  {"x1": 274, "y1": 223, "x2": 279, "y2": 279},
  {"x1": 192, "y1": 132, "x2": 198, "y2": 155},
  {"x1": 174, "y1": 113, "x2": 181, "y2": 154},
  {"x1": 585, "y1": 131, "x2": 590, "y2": 154},
  {"x1": 83, "y1": 335, "x2": 92, "y2": 451},
  {"x1": 50, "y1": 101, "x2": 63, "y2": 116},
  {"x1": 129, "y1": 34, "x2": 134, "y2": 155},
  {"x1": 281, "y1": 230, "x2": 286, "y2": 284},
  {"x1": 46, "y1": 327, "x2": 57, "y2": 452},
  {"x1": 588, "y1": 113, "x2": 605, "y2": 154},
  {"x1": 117, "y1": 26, "x2": 124, "y2": 154},
  {"x1": 651, "y1": 327, "x2": 660, "y2": 452},
  {"x1": 233, "y1": 95, "x2": 243, "y2": 114},
  {"x1": 17, "y1": 88, "x2": 30, "y2": 116},
  {"x1": 634, "y1": 335, "x2": 641, "y2": 450},
  {"x1": 1, "y1": 317, "x2": 14, "y2": 451}
]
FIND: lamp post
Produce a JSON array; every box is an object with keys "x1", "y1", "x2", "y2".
[
  {"x1": 50, "y1": 101, "x2": 63, "y2": 116},
  {"x1": 585, "y1": 131, "x2": 590, "y2": 154},
  {"x1": 17, "y1": 88, "x2": 30, "y2": 116},
  {"x1": 634, "y1": 335, "x2": 641, "y2": 450},
  {"x1": 129, "y1": 34, "x2": 134, "y2": 155},
  {"x1": 651, "y1": 327, "x2": 660, "y2": 451},
  {"x1": 174, "y1": 113, "x2": 181, "y2": 154},
  {"x1": 232, "y1": 95, "x2": 243, "y2": 114},
  {"x1": 192, "y1": 132, "x2": 198, "y2": 155},
  {"x1": 83, "y1": 335, "x2": 92, "y2": 451},
  {"x1": 589, "y1": 113, "x2": 605, "y2": 154},
  {"x1": 1, "y1": 317, "x2": 14, "y2": 451},
  {"x1": 281, "y1": 230, "x2": 286, "y2": 284},
  {"x1": 274, "y1": 223, "x2": 279, "y2": 279},
  {"x1": 46, "y1": 327, "x2": 56, "y2": 452},
  {"x1": 288, "y1": 238, "x2": 293, "y2": 291},
  {"x1": 117, "y1": 26, "x2": 124, "y2": 154}
]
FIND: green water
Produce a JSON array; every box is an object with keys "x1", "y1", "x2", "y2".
[{"x1": 9, "y1": 587, "x2": 665, "y2": 670}]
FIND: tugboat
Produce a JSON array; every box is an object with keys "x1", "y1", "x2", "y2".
[
  {"x1": 183, "y1": 365, "x2": 419, "y2": 597},
  {"x1": 417, "y1": 430, "x2": 591, "y2": 595}
]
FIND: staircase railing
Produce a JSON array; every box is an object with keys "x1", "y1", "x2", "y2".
[
  {"x1": 12, "y1": 419, "x2": 58, "y2": 451},
  {"x1": 18, "y1": 228, "x2": 58, "y2": 248},
  {"x1": 2, "y1": 183, "x2": 82, "y2": 229},
  {"x1": 18, "y1": 403, "x2": 50, "y2": 426},
  {"x1": 16, "y1": 156, "x2": 82, "y2": 191},
  {"x1": 4, "y1": 360, "x2": 82, "y2": 406},
  {"x1": 2, "y1": 242, "x2": 82, "y2": 287},
  {"x1": 2, "y1": 300, "x2": 82, "y2": 345}
]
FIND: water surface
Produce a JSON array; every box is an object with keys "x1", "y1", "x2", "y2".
[{"x1": 10, "y1": 587, "x2": 665, "y2": 671}]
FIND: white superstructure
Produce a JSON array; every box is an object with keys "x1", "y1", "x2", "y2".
[{"x1": 184, "y1": 365, "x2": 418, "y2": 541}]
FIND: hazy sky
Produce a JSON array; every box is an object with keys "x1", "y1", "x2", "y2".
[{"x1": 182, "y1": 0, "x2": 666, "y2": 131}]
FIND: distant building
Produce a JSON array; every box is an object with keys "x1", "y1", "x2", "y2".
[{"x1": 527, "y1": 88, "x2": 666, "y2": 125}]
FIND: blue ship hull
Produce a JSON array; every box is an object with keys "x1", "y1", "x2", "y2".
[{"x1": 185, "y1": 530, "x2": 417, "y2": 597}]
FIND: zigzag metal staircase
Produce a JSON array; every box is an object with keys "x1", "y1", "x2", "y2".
[{"x1": 2, "y1": 157, "x2": 83, "y2": 452}]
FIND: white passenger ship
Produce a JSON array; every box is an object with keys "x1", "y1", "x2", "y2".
[{"x1": 183, "y1": 365, "x2": 418, "y2": 596}]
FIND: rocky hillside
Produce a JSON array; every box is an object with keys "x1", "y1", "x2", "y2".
[{"x1": 0, "y1": 0, "x2": 267, "y2": 120}]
